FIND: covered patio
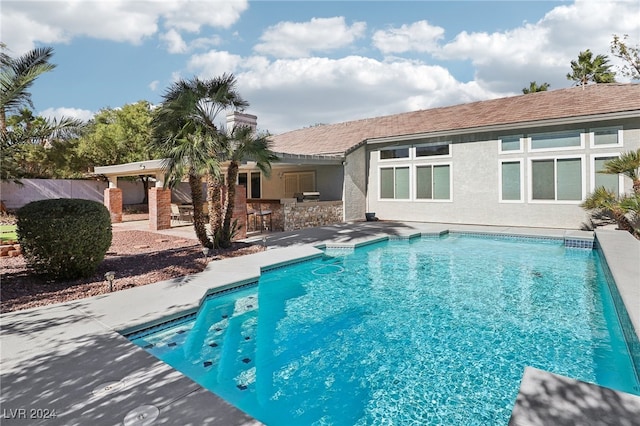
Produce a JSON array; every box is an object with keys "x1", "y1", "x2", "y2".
[{"x1": 94, "y1": 159, "x2": 172, "y2": 231}]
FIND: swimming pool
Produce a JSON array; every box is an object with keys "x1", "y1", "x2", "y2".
[{"x1": 129, "y1": 234, "x2": 639, "y2": 425}]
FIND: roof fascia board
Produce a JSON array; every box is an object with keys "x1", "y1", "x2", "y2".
[
  {"x1": 274, "y1": 152, "x2": 344, "y2": 165},
  {"x1": 365, "y1": 110, "x2": 640, "y2": 145},
  {"x1": 94, "y1": 159, "x2": 168, "y2": 176}
]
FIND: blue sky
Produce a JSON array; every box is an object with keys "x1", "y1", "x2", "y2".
[{"x1": 3, "y1": 0, "x2": 639, "y2": 134}]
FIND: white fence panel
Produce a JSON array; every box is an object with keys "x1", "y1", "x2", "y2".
[{"x1": 1, "y1": 179, "x2": 107, "y2": 210}]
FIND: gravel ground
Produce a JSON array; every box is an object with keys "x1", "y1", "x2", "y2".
[{"x1": 0, "y1": 229, "x2": 262, "y2": 313}]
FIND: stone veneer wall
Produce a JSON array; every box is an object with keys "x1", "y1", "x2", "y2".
[
  {"x1": 247, "y1": 200, "x2": 284, "y2": 232},
  {"x1": 282, "y1": 201, "x2": 343, "y2": 232}
]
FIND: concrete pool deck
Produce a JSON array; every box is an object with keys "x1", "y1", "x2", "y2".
[{"x1": 1, "y1": 221, "x2": 639, "y2": 425}]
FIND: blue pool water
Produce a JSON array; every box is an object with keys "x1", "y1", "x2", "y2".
[{"x1": 129, "y1": 235, "x2": 639, "y2": 425}]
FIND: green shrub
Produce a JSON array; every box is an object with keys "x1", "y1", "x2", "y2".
[{"x1": 17, "y1": 199, "x2": 112, "y2": 279}]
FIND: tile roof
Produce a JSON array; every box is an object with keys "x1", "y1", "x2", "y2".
[{"x1": 268, "y1": 83, "x2": 640, "y2": 156}]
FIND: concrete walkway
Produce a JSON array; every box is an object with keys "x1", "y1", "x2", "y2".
[{"x1": 1, "y1": 221, "x2": 639, "y2": 425}]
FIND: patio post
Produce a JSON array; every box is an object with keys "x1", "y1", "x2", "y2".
[
  {"x1": 104, "y1": 176, "x2": 122, "y2": 223},
  {"x1": 149, "y1": 173, "x2": 171, "y2": 231}
]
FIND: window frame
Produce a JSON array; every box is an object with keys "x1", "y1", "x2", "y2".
[
  {"x1": 589, "y1": 126, "x2": 623, "y2": 149},
  {"x1": 527, "y1": 130, "x2": 586, "y2": 153},
  {"x1": 499, "y1": 159, "x2": 524, "y2": 203},
  {"x1": 413, "y1": 161, "x2": 452, "y2": 202},
  {"x1": 238, "y1": 171, "x2": 262, "y2": 199},
  {"x1": 498, "y1": 135, "x2": 524, "y2": 154},
  {"x1": 378, "y1": 165, "x2": 412, "y2": 201},
  {"x1": 528, "y1": 154, "x2": 585, "y2": 204},
  {"x1": 378, "y1": 146, "x2": 411, "y2": 162},
  {"x1": 414, "y1": 142, "x2": 452, "y2": 159},
  {"x1": 590, "y1": 153, "x2": 623, "y2": 196}
]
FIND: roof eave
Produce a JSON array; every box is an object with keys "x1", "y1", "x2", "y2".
[{"x1": 365, "y1": 110, "x2": 640, "y2": 145}]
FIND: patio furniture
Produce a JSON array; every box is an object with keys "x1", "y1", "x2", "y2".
[
  {"x1": 171, "y1": 204, "x2": 193, "y2": 223},
  {"x1": 255, "y1": 210, "x2": 272, "y2": 233}
]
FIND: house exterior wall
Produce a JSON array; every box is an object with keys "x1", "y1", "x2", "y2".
[
  {"x1": 254, "y1": 165, "x2": 343, "y2": 201},
  {"x1": 344, "y1": 145, "x2": 367, "y2": 221},
  {"x1": 365, "y1": 119, "x2": 640, "y2": 229}
]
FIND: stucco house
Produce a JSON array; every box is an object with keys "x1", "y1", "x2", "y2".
[
  {"x1": 94, "y1": 83, "x2": 639, "y2": 233},
  {"x1": 239, "y1": 83, "x2": 639, "y2": 230}
]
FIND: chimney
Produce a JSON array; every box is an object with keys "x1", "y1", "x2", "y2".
[{"x1": 226, "y1": 111, "x2": 257, "y2": 135}]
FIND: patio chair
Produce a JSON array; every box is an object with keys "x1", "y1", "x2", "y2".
[{"x1": 171, "y1": 204, "x2": 193, "y2": 223}]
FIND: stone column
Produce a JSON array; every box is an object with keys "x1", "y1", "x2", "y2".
[
  {"x1": 149, "y1": 187, "x2": 171, "y2": 231},
  {"x1": 104, "y1": 188, "x2": 123, "y2": 223}
]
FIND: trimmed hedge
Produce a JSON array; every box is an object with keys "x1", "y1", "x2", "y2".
[{"x1": 17, "y1": 199, "x2": 112, "y2": 279}]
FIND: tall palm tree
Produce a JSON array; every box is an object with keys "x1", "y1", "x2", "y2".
[
  {"x1": 151, "y1": 75, "x2": 248, "y2": 248},
  {"x1": 1, "y1": 44, "x2": 56, "y2": 136},
  {"x1": 566, "y1": 49, "x2": 616, "y2": 86},
  {"x1": 522, "y1": 81, "x2": 549, "y2": 94},
  {"x1": 215, "y1": 125, "x2": 278, "y2": 248}
]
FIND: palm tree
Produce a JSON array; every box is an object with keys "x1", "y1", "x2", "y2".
[
  {"x1": 582, "y1": 188, "x2": 639, "y2": 237},
  {"x1": 151, "y1": 75, "x2": 248, "y2": 248},
  {"x1": 215, "y1": 125, "x2": 278, "y2": 248},
  {"x1": 522, "y1": 81, "x2": 550, "y2": 94},
  {"x1": 566, "y1": 49, "x2": 616, "y2": 86},
  {"x1": 1, "y1": 44, "x2": 56, "y2": 136},
  {"x1": 599, "y1": 148, "x2": 640, "y2": 194}
]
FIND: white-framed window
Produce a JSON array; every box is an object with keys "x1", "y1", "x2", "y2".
[
  {"x1": 380, "y1": 166, "x2": 410, "y2": 200},
  {"x1": 498, "y1": 135, "x2": 524, "y2": 154},
  {"x1": 415, "y1": 163, "x2": 452, "y2": 201},
  {"x1": 499, "y1": 159, "x2": 524, "y2": 202},
  {"x1": 283, "y1": 171, "x2": 316, "y2": 198},
  {"x1": 591, "y1": 154, "x2": 622, "y2": 195},
  {"x1": 379, "y1": 146, "x2": 410, "y2": 161},
  {"x1": 528, "y1": 130, "x2": 585, "y2": 152},
  {"x1": 529, "y1": 155, "x2": 585, "y2": 203},
  {"x1": 589, "y1": 126, "x2": 623, "y2": 148},
  {"x1": 238, "y1": 172, "x2": 262, "y2": 199},
  {"x1": 415, "y1": 142, "x2": 451, "y2": 158}
]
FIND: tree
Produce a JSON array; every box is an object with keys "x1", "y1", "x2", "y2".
[
  {"x1": 1, "y1": 44, "x2": 55, "y2": 136},
  {"x1": 566, "y1": 49, "x2": 616, "y2": 86},
  {"x1": 215, "y1": 125, "x2": 277, "y2": 248},
  {"x1": 522, "y1": 81, "x2": 550, "y2": 94},
  {"x1": 151, "y1": 75, "x2": 248, "y2": 249},
  {"x1": 582, "y1": 149, "x2": 640, "y2": 238},
  {"x1": 611, "y1": 34, "x2": 640, "y2": 80},
  {"x1": 1, "y1": 108, "x2": 84, "y2": 180},
  {"x1": 76, "y1": 101, "x2": 158, "y2": 201},
  {"x1": 598, "y1": 148, "x2": 640, "y2": 194},
  {"x1": 582, "y1": 188, "x2": 639, "y2": 237},
  {"x1": 1, "y1": 44, "x2": 85, "y2": 180}
]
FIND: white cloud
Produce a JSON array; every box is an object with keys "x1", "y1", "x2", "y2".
[
  {"x1": 372, "y1": 20, "x2": 445, "y2": 54},
  {"x1": 254, "y1": 17, "x2": 366, "y2": 58},
  {"x1": 161, "y1": 0, "x2": 248, "y2": 32},
  {"x1": 187, "y1": 50, "x2": 243, "y2": 78},
  {"x1": 433, "y1": 0, "x2": 640, "y2": 92},
  {"x1": 149, "y1": 80, "x2": 160, "y2": 91},
  {"x1": 187, "y1": 50, "x2": 496, "y2": 133},
  {"x1": 39, "y1": 107, "x2": 94, "y2": 123},
  {"x1": 161, "y1": 29, "x2": 188, "y2": 54},
  {"x1": 1, "y1": 0, "x2": 248, "y2": 54}
]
